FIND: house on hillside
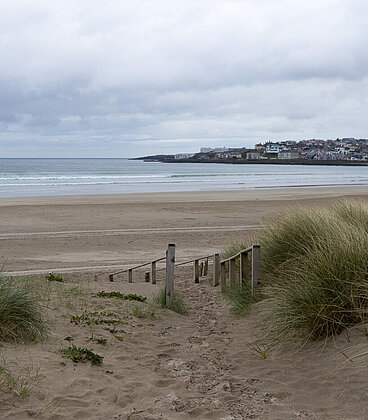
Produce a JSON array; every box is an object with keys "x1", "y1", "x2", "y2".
[
  {"x1": 278, "y1": 151, "x2": 300, "y2": 159},
  {"x1": 246, "y1": 151, "x2": 261, "y2": 159}
]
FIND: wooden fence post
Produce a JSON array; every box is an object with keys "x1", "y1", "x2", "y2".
[
  {"x1": 213, "y1": 253, "x2": 220, "y2": 286},
  {"x1": 193, "y1": 259, "x2": 199, "y2": 283},
  {"x1": 166, "y1": 244, "x2": 175, "y2": 306},
  {"x1": 229, "y1": 257, "x2": 237, "y2": 288},
  {"x1": 128, "y1": 269, "x2": 133, "y2": 283},
  {"x1": 145, "y1": 271, "x2": 150, "y2": 282},
  {"x1": 220, "y1": 261, "x2": 226, "y2": 287},
  {"x1": 199, "y1": 261, "x2": 204, "y2": 277},
  {"x1": 204, "y1": 259, "x2": 208, "y2": 276},
  {"x1": 251, "y1": 245, "x2": 261, "y2": 295},
  {"x1": 109, "y1": 274, "x2": 114, "y2": 282},
  {"x1": 151, "y1": 260, "x2": 157, "y2": 284},
  {"x1": 239, "y1": 252, "x2": 248, "y2": 287}
]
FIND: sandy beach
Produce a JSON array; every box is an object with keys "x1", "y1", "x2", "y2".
[
  {"x1": 1, "y1": 186, "x2": 368, "y2": 419},
  {"x1": 2, "y1": 185, "x2": 368, "y2": 275}
]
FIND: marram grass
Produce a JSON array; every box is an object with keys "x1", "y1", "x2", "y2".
[
  {"x1": 154, "y1": 285, "x2": 188, "y2": 315},
  {"x1": 223, "y1": 200, "x2": 368, "y2": 341},
  {"x1": 0, "y1": 276, "x2": 46, "y2": 342}
]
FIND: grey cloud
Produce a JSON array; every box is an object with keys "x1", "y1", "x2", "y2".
[{"x1": 1, "y1": 0, "x2": 368, "y2": 156}]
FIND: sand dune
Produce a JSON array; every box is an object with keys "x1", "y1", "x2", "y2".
[{"x1": 1, "y1": 268, "x2": 367, "y2": 419}]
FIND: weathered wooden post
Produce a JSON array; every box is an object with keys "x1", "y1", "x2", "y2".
[
  {"x1": 213, "y1": 253, "x2": 220, "y2": 286},
  {"x1": 109, "y1": 274, "x2": 114, "y2": 282},
  {"x1": 151, "y1": 260, "x2": 157, "y2": 284},
  {"x1": 239, "y1": 251, "x2": 248, "y2": 287},
  {"x1": 251, "y1": 245, "x2": 261, "y2": 295},
  {"x1": 166, "y1": 244, "x2": 175, "y2": 306},
  {"x1": 203, "y1": 258, "x2": 209, "y2": 276},
  {"x1": 220, "y1": 261, "x2": 226, "y2": 287},
  {"x1": 193, "y1": 259, "x2": 199, "y2": 283},
  {"x1": 145, "y1": 271, "x2": 150, "y2": 282},
  {"x1": 229, "y1": 257, "x2": 237, "y2": 288},
  {"x1": 199, "y1": 261, "x2": 204, "y2": 277},
  {"x1": 128, "y1": 269, "x2": 133, "y2": 283}
]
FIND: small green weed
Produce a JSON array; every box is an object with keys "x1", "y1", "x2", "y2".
[
  {"x1": 45, "y1": 273, "x2": 63, "y2": 282},
  {"x1": 104, "y1": 326, "x2": 126, "y2": 334},
  {"x1": 154, "y1": 286, "x2": 188, "y2": 315},
  {"x1": 94, "y1": 291, "x2": 147, "y2": 302},
  {"x1": 0, "y1": 356, "x2": 40, "y2": 398},
  {"x1": 114, "y1": 335, "x2": 124, "y2": 341},
  {"x1": 60, "y1": 344, "x2": 103, "y2": 366},
  {"x1": 248, "y1": 340, "x2": 271, "y2": 359},
  {"x1": 71, "y1": 311, "x2": 121, "y2": 326},
  {"x1": 87, "y1": 334, "x2": 107, "y2": 345},
  {"x1": 130, "y1": 304, "x2": 156, "y2": 319}
]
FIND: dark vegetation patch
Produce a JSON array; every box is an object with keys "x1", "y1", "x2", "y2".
[
  {"x1": 93, "y1": 291, "x2": 147, "y2": 302},
  {"x1": 61, "y1": 344, "x2": 103, "y2": 366}
]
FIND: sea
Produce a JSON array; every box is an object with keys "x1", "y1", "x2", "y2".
[{"x1": 0, "y1": 158, "x2": 367, "y2": 198}]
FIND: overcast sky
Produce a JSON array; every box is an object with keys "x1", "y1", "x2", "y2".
[{"x1": 1, "y1": 0, "x2": 368, "y2": 157}]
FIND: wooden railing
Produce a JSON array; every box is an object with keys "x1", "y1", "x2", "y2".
[
  {"x1": 108, "y1": 244, "x2": 261, "y2": 300},
  {"x1": 150, "y1": 253, "x2": 220, "y2": 286},
  {"x1": 219, "y1": 245, "x2": 260, "y2": 295},
  {"x1": 109, "y1": 244, "x2": 176, "y2": 305},
  {"x1": 109, "y1": 256, "x2": 166, "y2": 283}
]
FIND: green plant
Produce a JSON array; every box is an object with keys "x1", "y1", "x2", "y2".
[
  {"x1": 87, "y1": 334, "x2": 107, "y2": 345},
  {"x1": 71, "y1": 311, "x2": 122, "y2": 326},
  {"x1": 0, "y1": 358, "x2": 40, "y2": 398},
  {"x1": 45, "y1": 273, "x2": 63, "y2": 282},
  {"x1": 222, "y1": 284, "x2": 261, "y2": 315},
  {"x1": 114, "y1": 335, "x2": 124, "y2": 341},
  {"x1": 223, "y1": 201, "x2": 368, "y2": 342},
  {"x1": 0, "y1": 277, "x2": 46, "y2": 342},
  {"x1": 60, "y1": 344, "x2": 103, "y2": 366},
  {"x1": 262, "y1": 225, "x2": 368, "y2": 341},
  {"x1": 248, "y1": 340, "x2": 270, "y2": 359},
  {"x1": 130, "y1": 303, "x2": 156, "y2": 319},
  {"x1": 94, "y1": 291, "x2": 147, "y2": 302},
  {"x1": 154, "y1": 286, "x2": 188, "y2": 315}
]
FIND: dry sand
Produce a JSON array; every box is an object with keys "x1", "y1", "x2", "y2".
[{"x1": 1, "y1": 186, "x2": 368, "y2": 419}]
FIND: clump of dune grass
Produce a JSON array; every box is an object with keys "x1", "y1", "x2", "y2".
[
  {"x1": 222, "y1": 284, "x2": 261, "y2": 315},
  {"x1": 154, "y1": 285, "x2": 188, "y2": 315},
  {"x1": 0, "y1": 277, "x2": 46, "y2": 342},
  {"x1": 0, "y1": 358, "x2": 40, "y2": 398},
  {"x1": 223, "y1": 200, "x2": 368, "y2": 342},
  {"x1": 130, "y1": 303, "x2": 156, "y2": 319}
]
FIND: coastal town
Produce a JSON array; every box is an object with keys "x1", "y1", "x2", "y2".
[{"x1": 168, "y1": 138, "x2": 368, "y2": 163}]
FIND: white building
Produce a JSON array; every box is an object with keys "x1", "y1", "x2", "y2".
[{"x1": 200, "y1": 147, "x2": 228, "y2": 153}]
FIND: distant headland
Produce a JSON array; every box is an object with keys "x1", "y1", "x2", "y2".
[{"x1": 133, "y1": 138, "x2": 368, "y2": 166}]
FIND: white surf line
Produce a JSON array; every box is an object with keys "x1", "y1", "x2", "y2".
[{"x1": 0, "y1": 225, "x2": 260, "y2": 240}]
